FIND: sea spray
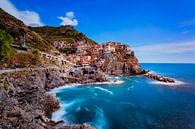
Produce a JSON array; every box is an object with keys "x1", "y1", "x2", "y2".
[{"x1": 52, "y1": 98, "x2": 85, "y2": 124}]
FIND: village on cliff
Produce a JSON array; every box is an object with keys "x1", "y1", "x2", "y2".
[{"x1": 52, "y1": 41, "x2": 133, "y2": 67}]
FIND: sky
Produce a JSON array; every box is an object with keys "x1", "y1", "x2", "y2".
[{"x1": 0, "y1": 0, "x2": 195, "y2": 63}]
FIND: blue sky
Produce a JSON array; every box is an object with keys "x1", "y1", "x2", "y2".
[{"x1": 0, "y1": 0, "x2": 195, "y2": 63}]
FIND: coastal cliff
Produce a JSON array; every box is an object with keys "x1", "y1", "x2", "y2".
[
  {"x1": 101, "y1": 54, "x2": 141, "y2": 76},
  {"x1": 0, "y1": 68, "x2": 107, "y2": 129},
  {"x1": 100, "y1": 42, "x2": 142, "y2": 76}
]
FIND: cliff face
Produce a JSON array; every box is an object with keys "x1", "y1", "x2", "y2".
[
  {"x1": 0, "y1": 68, "x2": 106, "y2": 129},
  {"x1": 101, "y1": 57, "x2": 141, "y2": 76},
  {"x1": 0, "y1": 8, "x2": 55, "y2": 52},
  {"x1": 100, "y1": 43, "x2": 141, "y2": 76},
  {"x1": 102, "y1": 58, "x2": 142, "y2": 76},
  {"x1": 0, "y1": 69, "x2": 59, "y2": 129}
]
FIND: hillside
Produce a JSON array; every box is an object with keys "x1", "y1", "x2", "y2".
[
  {"x1": 0, "y1": 8, "x2": 55, "y2": 52},
  {"x1": 32, "y1": 25, "x2": 97, "y2": 45}
]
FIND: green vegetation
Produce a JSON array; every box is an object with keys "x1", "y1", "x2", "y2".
[
  {"x1": 32, "y1": 25, "x2": 97, "y2": 46},
  {"x1": 12, "y1": 49, "x2": 43, "y2": 67},
  {"x1": 60, "y1": 46, "x2": 77, "y2": 54},
  {"x1": 0, "y1": 48, "x2": 44, "y2": 68},
  {"x1": 0, "y1": 8, "x2": 55, "y2": 52},
  {"x1": 0, "y1": 29, "x2": 13, "y2": 62},
  {"x1": 130, "y1": 51, "x2": 135, "y2": 57}
]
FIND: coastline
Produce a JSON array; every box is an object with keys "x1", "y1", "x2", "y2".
[
  {"x1": 0, "y1": 66, "x2": 177, "y2": 129},
  {"x1": 0, "y1": 67, "x2": 107, "y2": 129}
]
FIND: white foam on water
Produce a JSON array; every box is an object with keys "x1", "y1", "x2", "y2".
[
  {"x1": 93, "y1": 107, "x2": 108, "y2": 129},
  {"x1": 52, "y1": 99, "x2": 84, "y2": 123},
  {"x1": 150, "y1": 79, "x2": 187, "y2": 86},
  {"x1": 133, "y1": 80, "x2": 139, "y2": 83},
  {"x1": 94, "y1": 93, "x2": 98, "y2": 96},
  {"x1": 51, "y1": 103, "x2": 67, "y2": 122},
  {"x1": 84, "y1": 107, "x2": 90, "y2": 112},
  {"x1": 127, "y1": 85, "x2": 135, "y2": 91},
  {"x1": 94, "y1": 86, "x2": 113, "y2": 95},
  {"x1": 49, "y1": 83, "x2": 82, "y2": 94},
  {"x1": 90, "y1": 80, "x2": 124, "y2": 85},
  {"x1": 148, "y1": 71, "x2": 157, "y2": 74},
  {"x1": 109, "y1": 76, "x2": 120, "y2": 79}
]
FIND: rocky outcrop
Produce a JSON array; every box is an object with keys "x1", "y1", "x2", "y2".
[
  {"x1": 0, "y1": 67, "x2": 107, "y2": 129},
  {"x1": 144, "y1": 73, "x2": 175, "y2": 83},
  {"x1": 101, "y1": 57, "x2": 142, "y2": 76}
]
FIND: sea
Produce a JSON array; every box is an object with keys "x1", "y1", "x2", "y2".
[{"x1": 50, "y1": 63, "x2": 195, "y2": 129}]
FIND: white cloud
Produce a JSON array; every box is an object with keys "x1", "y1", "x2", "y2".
[
  {"x1": 133, "y1": 41, "x2": 195, "y2": 63},
  {"x1": 133, "y1": 41, "x2": 195, "y2": 54},
  {"x1": 0, "y1": 0, "x2": 44, "y2": 26},
  {"x1": 58, "y1": 11, "x2": 78, "y2": 26}
]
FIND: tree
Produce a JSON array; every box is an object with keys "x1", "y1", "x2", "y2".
[
  {"x1": 130, "y1": 51, "x2": 135, "y2": 57},
  {"x1": 0, "y1": 29, "x2": 13, "y2": 62},
  {"x1": 60, "y1": 46, "x2": 77, "y2": 54}
]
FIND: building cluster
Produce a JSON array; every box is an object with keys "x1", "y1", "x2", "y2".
[{"x1": 52, "y1": 41, "x2": 132, "y2": 67}]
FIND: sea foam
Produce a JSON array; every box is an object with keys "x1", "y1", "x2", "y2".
[
  {"x1": 51, "y1": 103, "x2": 67, "y2": 122},
  {"x1": 150, "y1": 79, "x2": 186, "y2": 86},
  {"x1": 49, "y1": 83, "x2": 82, "y2": 94},
  {"x1": 92, "y1": 107, "x2": 108, "y2": 129},
  {"x1": 94, "y1": 86, "x2": 113, "y2": 95},
  {"x1": 52, "y1": 99, "x2": 84, "y2": 123},
  {"x1": 93, "y1": 80, "x2": 124, "y2": 85}
]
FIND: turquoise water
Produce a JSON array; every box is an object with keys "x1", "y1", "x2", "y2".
[{"x1": 51, "y1": 64, "x2": 195, "y2": 129}]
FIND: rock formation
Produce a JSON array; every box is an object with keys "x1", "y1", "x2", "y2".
[
  {"x1": 144, "y1": 73, "x2": 175, "y2": 83},
  {"x1": 0, "y1": 68, "x2": 107, "y2": 129},
  {"x1": 101, "y1": 52, "x2": 142, "y2": 76}
]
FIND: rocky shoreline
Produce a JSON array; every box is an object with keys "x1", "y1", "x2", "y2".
[
  {"x1": 0, "y1": 66, "x2": 176, "y2": 129},
  {"x1": 0, "y1": 67, "x2": 107, "y2": 129},
  {"x1": 144, "y1": 72, "x2": 175, "y2": 83}
]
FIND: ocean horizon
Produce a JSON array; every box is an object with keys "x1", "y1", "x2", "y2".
[{"x1": 51, "y1": 63, "x2": 195, "y2": 129}]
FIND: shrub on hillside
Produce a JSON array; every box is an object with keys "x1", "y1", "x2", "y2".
[
  {"x1": 130, "y1": 51, "x2": 135, "y2": 57},
  {"x1": 5, "y1": 49, "x2": 44, "y2": 68},
  {"x1": 60, "y1": 46, "x2": 77, "y2": 54},
  {"x1": 0, "y1": 29, "x2": 13, "y2": 62}
]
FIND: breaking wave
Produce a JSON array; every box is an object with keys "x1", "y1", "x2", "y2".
[
  {"x1": 52, "y1": 99, "x2": 84, "y2": 123},
  {"x1": 49, "y1": 84, "x2": 82, "y2": 94}
]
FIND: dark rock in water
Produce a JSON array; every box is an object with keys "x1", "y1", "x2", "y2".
[
  {"x1": 144, "y1": 73, "x2": 175, "y2": 83},
  {"x1": 140, "y1": 69, "x2": 150, "y2": 74}
]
